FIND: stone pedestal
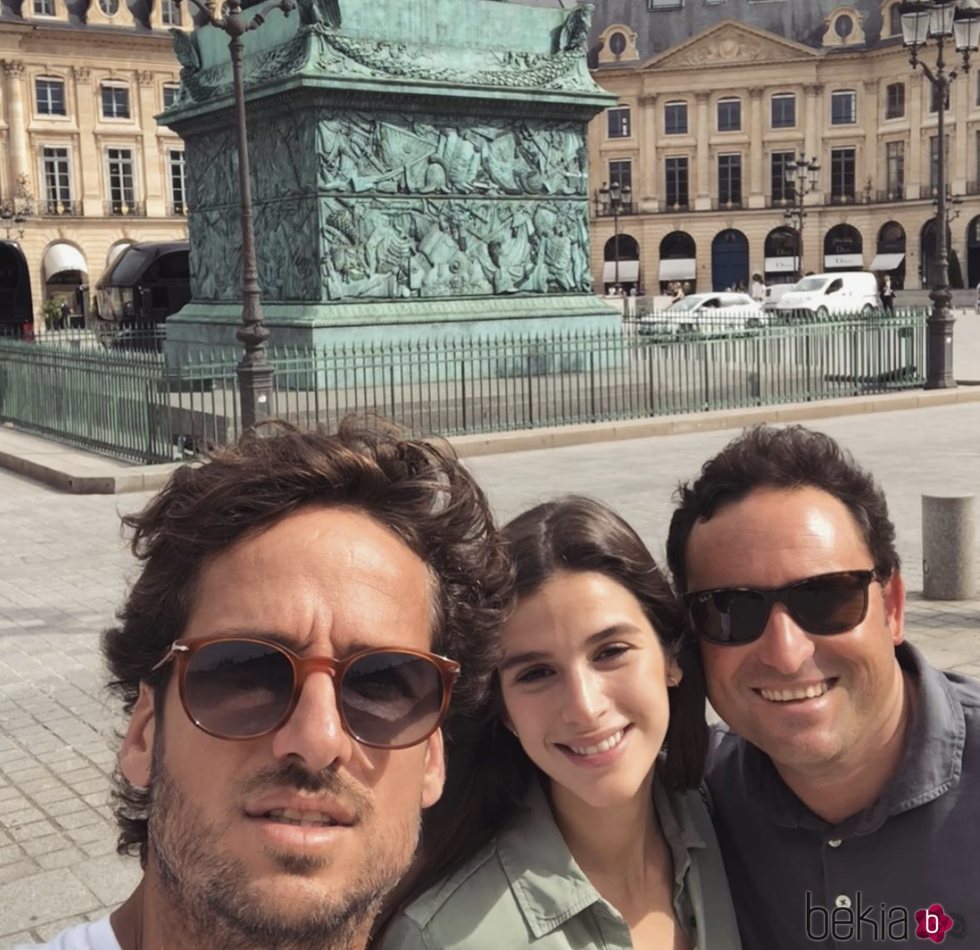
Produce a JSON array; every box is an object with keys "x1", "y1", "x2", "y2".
[{"x1": 159, "y1": 0, "x2": 619, "y2": 365}]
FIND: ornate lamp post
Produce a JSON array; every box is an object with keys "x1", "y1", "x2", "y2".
[
  {"x1": 901, "y1": 0, "x2": 980, "y2": 389},
  {"x1": 175, "y1": 0, "x2": 295, "y2": 428},
  {"x1": 783, "y1": 155, "x2": 820, "y2": 278},
  {"x1": 0, "y1": 173, "x2": 33, "y2": 242},
  {"x1": 597, "y1": 179, "x2": 632, "y2": 290}
]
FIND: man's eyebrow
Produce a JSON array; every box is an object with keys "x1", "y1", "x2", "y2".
[
  {"x1": 498, "y1": 624, "x2": 638, "y2": 674},
  {"x1": 195, "y1": 631, "x2": 401, "y2": 658}
]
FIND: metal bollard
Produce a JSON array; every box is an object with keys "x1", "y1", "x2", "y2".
[{"x1": 922, "y1": 494, "x2": 976, "y2": 600}]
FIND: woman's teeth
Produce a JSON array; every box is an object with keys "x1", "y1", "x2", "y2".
[{"x1": 568, "y1": 729, "x2": 625, "y2": 756}]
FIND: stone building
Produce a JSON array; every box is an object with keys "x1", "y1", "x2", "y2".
[
  {"x1": 587, "y1": 1, "x2": 980, "y2": 295},
  {"x1": 0, "y1": 0, "x2": 188, "y2": 326}
]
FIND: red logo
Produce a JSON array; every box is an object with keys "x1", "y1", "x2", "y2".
[{"x1": 915, "y1": 904, "x2": 954, "y2": 944}]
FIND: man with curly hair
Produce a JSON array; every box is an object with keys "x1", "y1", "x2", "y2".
[{"x1": 21, "y1": 421, "x2": 513, "y2": 950}]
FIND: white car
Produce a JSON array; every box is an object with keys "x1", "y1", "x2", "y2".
[
  {"x1": 638, "y1": 292, "x2": 766, "y2": 337},
  {"x1": 773, "y1": 271, "x2": 881, "y2": 318}
]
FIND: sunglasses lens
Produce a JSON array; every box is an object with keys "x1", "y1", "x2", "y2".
[
  {"x1": 693, "y1": 589, "x2": 771, "y2": 644},
  {"x1": 789, "y1": 574, "x2": 868, "y2": 633},
  {"x1": 183, "y1": 640, "x2": 294, "y2": 738},
  {"x1": 342, "y1": 652, "x2": 444, "y2": 748}
]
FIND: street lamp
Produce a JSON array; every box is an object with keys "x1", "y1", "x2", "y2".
[
  {"x1": 175, "y1": 0, "x2": 295, "y2": 428},
  {"x1": 597, "y1": 179, "x2": 632, "y2": 290},
  {"x1": 783, "y1": 155, "x2": 820, "y2": 277},
  {"x1": 901, "y1": 0, "x2": 980, "y2": 389}
]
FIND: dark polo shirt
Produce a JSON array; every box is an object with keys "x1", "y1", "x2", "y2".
[{"x1": 706, "y1": 642, "x2": 980, "y2": 949}]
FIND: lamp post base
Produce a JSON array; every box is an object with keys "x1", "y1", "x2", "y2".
[
  {"x1": 237, "y1": 358, "x2": 274, "y2": 430},
  {"x1": 925, "y1": 286, "x2": 956, "y2": 390}
]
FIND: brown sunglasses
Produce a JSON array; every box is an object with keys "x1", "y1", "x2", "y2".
[{"x1": 152, "y1": 635, "x2": 460, "y2": 750}]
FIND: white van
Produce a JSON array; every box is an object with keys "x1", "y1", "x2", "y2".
[{"x1": 774, "y1": 272, "x2": 881, "y2": 318}]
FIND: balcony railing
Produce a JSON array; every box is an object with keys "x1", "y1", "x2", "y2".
[
  {"x1": 41, "y1": 199, "x2": 80, "y2": 216},
  {"x1": 105, "y1": 200, "x2": 146, "y2": 217},
  {"x1": 767, "y1": 195, "x2": 795, "y2": 209},
  {"x1": 712, "y1": 197, "x2": 744, "y2": 210},
  {"x1": 829, "y1": 192, "x2": 858, "y2": 206},
  {"x1": 965, "y1": 180, "x2": 980, "y2": 196},
  {"x1": 168, "y1": 200, "x2": 188, "y2": 216},
  {"x1": 875, "y1": 187, "x2": 906, "y2": 202}
]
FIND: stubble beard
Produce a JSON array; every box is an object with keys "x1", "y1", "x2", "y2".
[{"x1": 147, "y1": 753, "x2": 420, "y2": 950}]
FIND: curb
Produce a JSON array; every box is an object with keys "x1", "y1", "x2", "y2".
[{"x1": 3, "y1": 385, "x2": 980, "y2": 493}]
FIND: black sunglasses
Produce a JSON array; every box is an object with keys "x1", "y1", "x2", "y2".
[
  {"x1": 685, "y1": 570, "x2": 884, "y2": 646},
  {"x1": 151, "y1": 636, "x2": 460, "y2": 750}
]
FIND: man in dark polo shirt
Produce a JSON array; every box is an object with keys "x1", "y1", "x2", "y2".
[{"x1": 667, "y1": 425, "x2": 980, "y2": 948}]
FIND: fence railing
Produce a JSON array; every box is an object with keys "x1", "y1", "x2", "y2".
[{"x1": 0, "y1": 310, "x2": 928, "y2": 464}]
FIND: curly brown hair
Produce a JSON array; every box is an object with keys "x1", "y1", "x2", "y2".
[{"x1": 103, "y1": 419, "x2": 514, "y2": 865}]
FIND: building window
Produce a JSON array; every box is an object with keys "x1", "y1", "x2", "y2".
[
  {"x1": 771, "y1": 151, "x2": 795, "y2": 203},
  {"x1": 648, "y1": 0, "x2": 683, "y2": 7},
  {"x1": 106, "y1": 147, "x2": 136, "y2": 213},
  {"x1": 168, "y1": 149, "x2": 186, "y2": 214},
  {"x1": 101, "y1": 84, "x2": 131, "y2": 119},
  {"x1": 885, "y1": 141, "x2": 905, "y2": 198},
  {"x1": 35, "y1": 78, "x2": 66, "y2": 116},
  {"x1": 98, "y1": 0, "x2": 119, "y2": 14},
  {"x1": 718, "y1": 153, "x2": 742, "y2": 206},
  {"x1": 830, "y1": 90, "x2": 857, "y2": 125},
  {"x1": 664, "y1": 100, "x2": 688, "y2": 135},
  {"x1": 771, "y1": 93, "x2": 796, "y2": 129},
  {"x1": 162, "y1": 0, "x2": 182, "y2": 24},
  {"x1": 608, "y1": 159, "x2": 632, "y2": 194},
  {"x1": 42, "y1": 147, "x2": 72, "y2": 213},
  {"x1": 665, "y1": 156, "x2": 689, "y2": 208},
  {"x1": 717, "y1": 98, "x2": 741, "y2": 132},
  {"x1": 888, "y1": 3, "x2": 902, "y2": 36},
  {"x1": 162, "y1": 84, "x2": 180, "y2": 109},
  {"x1": 33, "y1": 0, "x2": 54, "y2": 15},
  {"x1": 607, "y1": 107, "x2": 631, "y2": 139},
  {"x1": 930, "y1": 135, "x2": 950, "y2": 190},
  {"x1": 830, "y1": 147, "x2": 856, "y2": 200},
  {"x1": 885, "y1": 83, "x2": 905, "y2": 119}
]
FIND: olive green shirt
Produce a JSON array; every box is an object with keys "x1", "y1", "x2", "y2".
[{"x1": 380, "y1": 779, "x2": 741, "y2": 949}]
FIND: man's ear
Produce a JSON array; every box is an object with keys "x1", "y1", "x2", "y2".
[
  {"x1": 420, "y1": 727, "x2": 446, "y2": 810},
  {"x1": 119, "y1": 682, "x2": 157, "y2": 790},
  {"x1": 883, "y1": 570, "x2": 906, "y2": 647}
]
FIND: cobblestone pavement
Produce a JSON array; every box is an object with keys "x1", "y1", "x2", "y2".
[{"x1": 3, "y1": 402, "x2": 980, "y2": 944}]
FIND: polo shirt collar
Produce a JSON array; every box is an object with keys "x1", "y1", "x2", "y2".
[
  {"x1": 737, "y1": 642, "x2": 964, "y2": 832},
  {"x1": 496, "y1": 776, "x2": 707, "y2": 940}
]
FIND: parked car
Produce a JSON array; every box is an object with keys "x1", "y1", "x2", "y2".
[
  {"x1": 773, "y1": 271, "x2": 881, "y2": 319},
  {"x1": 638, "y1": 291, "x2": 765, "y2": 337},
  {"x1": 94, "y1": 241, "x2": 190, "y2": 348}
]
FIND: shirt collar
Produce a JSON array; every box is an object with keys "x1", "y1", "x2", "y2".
[
  {"x1": 739, "y1": 642, "x2": 965, "y2": 832},
  {"x1": 496, "y1": 776, "x2": 707, "y2": 940}
]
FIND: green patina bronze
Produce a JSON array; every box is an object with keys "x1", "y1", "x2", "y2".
[{"x1": 160, "y1": 0, "x2": 617, "y2": 355}]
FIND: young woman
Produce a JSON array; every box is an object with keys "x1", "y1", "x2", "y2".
[{"x1": 378, "y1": 497, "x2": 740, "y2": 949}]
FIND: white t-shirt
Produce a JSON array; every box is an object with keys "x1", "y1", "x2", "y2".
[{"x1": 14, "y1": 917, "x2": 121, "y2": 950}]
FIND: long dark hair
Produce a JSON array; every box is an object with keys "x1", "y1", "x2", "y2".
[{"x1": 408, "y1": 495, "x2": 707, "y2": 902}]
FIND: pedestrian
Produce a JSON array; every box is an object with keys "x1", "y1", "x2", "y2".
[
  {"x1": 880, "y1": 274, "x2": 895, "y2": 314},
  {"x1": 59, "y1": 299, "x2": 69, "y2": 330},
  {"x1": 975, "y1": 279, "x2": 980, "y2": 316},
  {"x1": 380, "y1": 497, "x2": 741, "y2": 950},
  {"x1": 667, "y1": 425, "x2": 980, "y2": 948},
  {"x1": 16, "y1": 421, "x2": 514, "y2": 950},
  {"x1": 750, "y1": 273, "x2": 766, "y2": 304}
]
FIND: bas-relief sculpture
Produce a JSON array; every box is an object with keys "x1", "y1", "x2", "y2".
[
  {"x1": 168, "y1": 0, "x2": 611, "y2": 312},
  {"x1": 184, "y1": 101, "x2": 594, "y2": 305}
]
